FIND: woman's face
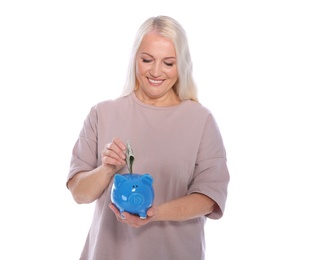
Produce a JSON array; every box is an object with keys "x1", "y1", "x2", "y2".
[{"x1": 135, "y1": 31, "x2": 179, "y2": 106}]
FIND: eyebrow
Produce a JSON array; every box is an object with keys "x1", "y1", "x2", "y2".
[{"x1": 141, "y1": 52, "x2": 176, "y2": 60}]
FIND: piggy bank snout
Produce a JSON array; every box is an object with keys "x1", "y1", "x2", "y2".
[{"x1": 128, "y1": 193, "x2": 144, "y2": 207}]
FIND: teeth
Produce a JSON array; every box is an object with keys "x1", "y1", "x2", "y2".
[{"x1": 149, "y1": 79, "x2": 163, "y2": 84}]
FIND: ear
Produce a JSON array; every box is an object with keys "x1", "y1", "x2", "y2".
[
  {"x1": 114, "y1": 174, "x2": 127, "y2": 187},
  {"x1": 141, "y1": 174, "x2": 153, "y2": 185}
]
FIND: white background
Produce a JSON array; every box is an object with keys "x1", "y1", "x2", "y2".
[{"x1": 1, "y1": 1, "x2": 308, "y2": 259}]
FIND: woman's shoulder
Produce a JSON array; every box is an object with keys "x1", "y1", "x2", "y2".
[
  {"x1": 182, "y1": 99, "x2": 212, "y2": 116},
  {"x1": 83, "y1": 96, "x2": 130, "y2": 121},
  {"x1": 93, "y1": 95, "x2": 130, "y2": 110}
]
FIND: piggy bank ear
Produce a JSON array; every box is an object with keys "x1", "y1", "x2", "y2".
[
  {"x1": 141, "y1": 174, "x2": 153, "y2": 185},
  {"x1": 114, "y1": 174, "x2": 127, "y2": 187}
]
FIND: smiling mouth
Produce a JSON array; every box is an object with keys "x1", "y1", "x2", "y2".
[{"x1": 148, "y1": 78, "x2": 164, "y2": 85}]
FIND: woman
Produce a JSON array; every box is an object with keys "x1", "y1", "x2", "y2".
[{"x1": 67, "y1": 15, "x2": 229, "y2": 260}]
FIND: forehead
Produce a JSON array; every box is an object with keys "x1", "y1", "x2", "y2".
[{"x1": 138, "y1": 32, "x2": 176, "y2": 57}]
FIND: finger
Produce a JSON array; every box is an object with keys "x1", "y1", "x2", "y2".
[
  {"x1": 105, "y1": 140, "x2": 126, "y2": 160},
  {"x1": 112, "y1": 138, "x2": 126, "y2": 151},
  {"x1": 102, "y1": 149, "x2": 126, "y2": 164},
  {"x1": 109, "y1": 204, "x2": 147, "y2": 228},
  {"x1": 122, "y1": 213, "x2": 148, "y2": 228},
  {"x1": 109, "y1": 203, "x2": 119, "y2": 214},
  {"x1": 147, "y1": 207, "x2": 157, "y2": 217}
]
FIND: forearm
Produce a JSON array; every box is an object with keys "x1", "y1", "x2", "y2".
[
  {"x1": 155, "y1": 193, "x2": 215, "y2": 222},
  {"x1": 67, "y1": 166, "x2": 113, "y2": 204}
]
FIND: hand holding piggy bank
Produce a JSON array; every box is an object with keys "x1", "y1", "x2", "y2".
[{"x1": 111, "y1": 173, "x2": 154, "y2": 219}]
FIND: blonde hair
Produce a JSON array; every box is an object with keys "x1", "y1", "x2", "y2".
[{"x1": 121, "y1": 16, "x2": 198, "y2": 102}]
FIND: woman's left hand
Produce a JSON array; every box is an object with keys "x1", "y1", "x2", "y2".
[{"x1": 109, "y1": 203, "x2": 157, "y2": 228}]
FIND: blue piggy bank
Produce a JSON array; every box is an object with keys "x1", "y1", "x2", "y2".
[{"x1": 111, "y1": 173, "x2": 154, "y2": 219}]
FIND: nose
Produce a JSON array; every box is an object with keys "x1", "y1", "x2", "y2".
[{"x1": 149, "y1": 62, "x2": 162, "y2": 77}]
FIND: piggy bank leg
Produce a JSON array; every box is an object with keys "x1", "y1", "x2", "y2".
[
  {"x1": 116, "y1": 206, "x2": 124, "y2": 218},
  {"x1": 139, "y1": 211, "x2": 147, "y2": 219},
  {"x1": 119, "y1": 209, "x2": 126, "y2": 219}
]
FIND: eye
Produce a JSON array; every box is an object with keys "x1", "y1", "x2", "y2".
[
  {"x1": 164, "y1": 62, "x2": 174, "y2": 67},
  {"x1": 142, "y1": 58, "x2": 152, "y2": 63}
]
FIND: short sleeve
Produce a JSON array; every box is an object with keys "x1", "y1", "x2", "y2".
[
  {"x1": 67, "y1": 106, "x2": 99, "y2": 185},
  {"x1": 187, "y1": 113, "x2": 230, "y2": 219}
]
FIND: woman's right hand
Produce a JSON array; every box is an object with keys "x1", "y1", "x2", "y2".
[
  {"x1": 68, "y1": 138, "x2": 127, "y2": 204},
  {"x1": 101, "y1": 138, "x2": 127, "y2": 177}
]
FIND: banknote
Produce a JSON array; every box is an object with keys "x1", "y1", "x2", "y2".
[{"x1": 126, "y1": 141, "x2": 134, "y2": 173}]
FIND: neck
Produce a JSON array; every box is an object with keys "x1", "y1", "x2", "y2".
[{"x1": 134, "y1": 90, "x2": 181, "y2": 107}]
